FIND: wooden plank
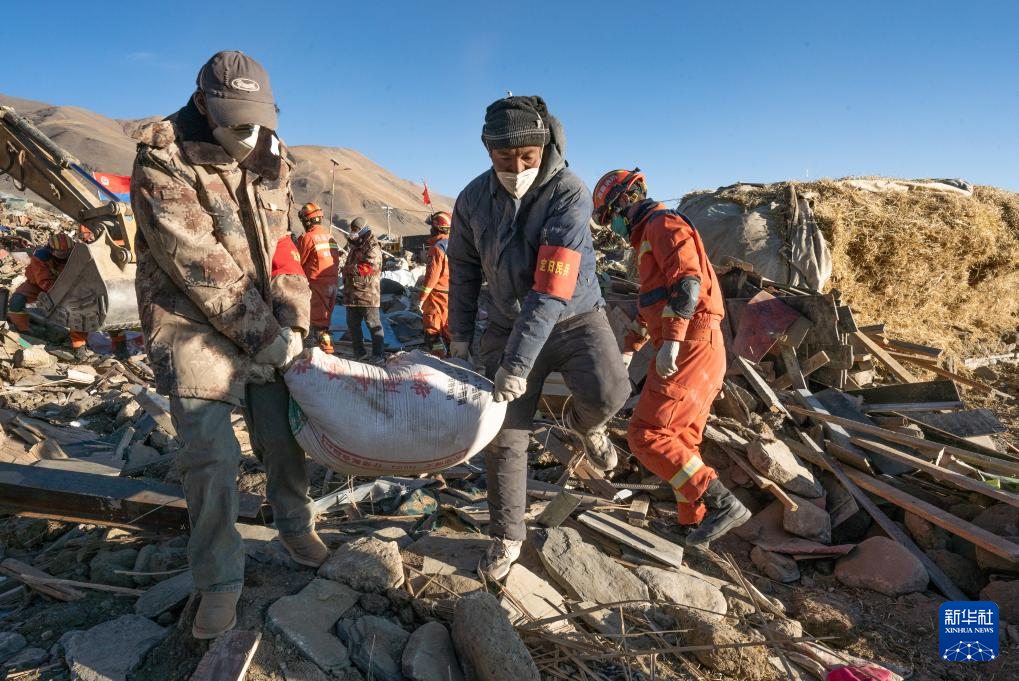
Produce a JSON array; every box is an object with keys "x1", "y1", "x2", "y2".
[
  {"x1": 847, "y1": 437, "x2": 1019, "y2": 509},
  {"x1": 851, "y1": 331, "x2": 917, "y2": 383},
  {"x1": 890, "y1": 353, "x2": 1007, "y2": 397},
  {"x1": 784, "y1": 405, "x2": 1019, "y2": 477},
  {"x1": 779, "y1": 315, "x2": 814, "y2": 349},
  {"x1": 867, "y1": 335, "x2": 943, "y2": 359},
  {"x1": 126, "y1": 386, "x2": 177, "y2": 437},
  {"x1": 899, "y1": 414, "x2": 1015, "y2": 459},
  {"x1": 0, "y1": 558, "x2": 84, "y2": 602},
  {"x1": 909, "y1": 408, "x2": 1007, "y2": 437},
  {"x1": 135, "y1": 570, "x2": 195, "y2": 618},
  {"x1": 776, "y1": 294, "x2": 842, "y2": 346},
  {"x1": 627, "y1": 498, "x2": 650, "y2": 528},
  {"x1": 0, "y1": 462, "x2": 263, "y2": 532},
  {"x1": 536, "y1": 491, "x2": 582, "y2": 528},
  {"x1": 774, "y1": 351, "x2": 830, "y2": 391},
  {"x1": 735, "y1": 357, "x2": 790, "y2": 417},
  {"x1": 578, "y1": 510, "x2": 684, "y2": 569},
  {"x1": 778, "y1": 344, "x2": 807, "y2": 390},
  {"x1": 861, "y1": 401, "x2": 965, "y2": 414},
  {"x1": 810, "y1": 389, "x2": 914, "y2": 476},
  {"x1": 730, "y1": 291, "x2": 805, "y2": 362},
  {"x1": 793, "y1": 434, "x2": 967, "y2": 601},
  {"x1": 190, "y1": 630, "x2": 261, "y2": 681},
  {"x1": 847, "y1": 380, "x2": 962, "y2": 405}
]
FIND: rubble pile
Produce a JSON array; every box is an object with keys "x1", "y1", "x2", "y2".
[{"x1": 0, "y1": 195, "x2": 1016, "y2": 681}]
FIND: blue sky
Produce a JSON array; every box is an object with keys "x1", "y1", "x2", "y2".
[{"x1": 3, "y1": 1, "x2": 1017, "y2": 197}]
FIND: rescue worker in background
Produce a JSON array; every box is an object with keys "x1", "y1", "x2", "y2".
[
  {"x1": 7, "y1": 233, "x2": 92, "y2": 360},
  {"x1": 416, "y1": 211, "x2": 451, "y2": 354},
  {"x1": 592, "y1": 168, "x2": 750, "y2": 547},
  {"x1": 131, "y1": 51, "x2": 327, "y2": 640},
  {"x1": 449, "y1": 96, "x2": 630, "y2": 580},
  {"x1": 296, "y1": 202, "x2": 340, "y2": 350},
  {"x1": 342, "y1": 216, "x2": 384, "y2": 363}
]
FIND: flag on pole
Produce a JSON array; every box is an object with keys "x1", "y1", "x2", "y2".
[
  {"x1": 93, "y1": 172, "x2": 131, "y2": 202},
  {"x1": 422, "y1": 181, "x2": 431, "y2": 206}
]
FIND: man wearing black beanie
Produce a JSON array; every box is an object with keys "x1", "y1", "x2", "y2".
[{"x1": 448, "y1": 95, "x2": 630, "y2": 580}]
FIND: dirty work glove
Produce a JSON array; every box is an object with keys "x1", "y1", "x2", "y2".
[
  {"x1": 282, "y1": 328, "x2": 305, "y2": 369},
  {"x1": 656, "y1": 340, "x2": 682, "y2": 379},
  {"x1": 254, "y1": 328, "x2": 291, "y2": 368},
  {"x1": 493, "y1": 367, "x2": 527, "y2": 403},
  {"x1": 247, "y1": 362, "x2": 277, "y2": 384},
  {"x1": 449, "y1": 341, "x2": 470, "y2": 360},
  {"x1": 621, "y1": 352, "x2": 634, "y2": 369}
]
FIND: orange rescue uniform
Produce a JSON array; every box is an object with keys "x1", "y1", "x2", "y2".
[
  {"x1": 419, "y1": 233, "x2": 450, "y2": 344},
  {"x1": 296, "y1": 224, "x2": 340, "y2": 331},
  {"x1": 625, "y1": 203, "x2": 726, "y2": 525},
  {"x1": 9, "y1": 248, "x2": 89, "y2": 350}
]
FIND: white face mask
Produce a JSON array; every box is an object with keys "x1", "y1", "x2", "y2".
[
  {"x1": 212, "y1": 124, "x2": 261, "y2": 161},
  {"x1": 496, "y1": 167, "x2": 540, "y2": 199}
]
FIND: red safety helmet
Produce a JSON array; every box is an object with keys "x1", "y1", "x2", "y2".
[
  {"x1": 426, "y1": 211, "x2": 452, "y2": 233},
  {"x1": 298, "y1": 202, "x2": 324, "y2": 225},
  {"x1": 47, "y1": 233, "x2": 73, "y2": 259},
  {"x1": 592, "y1": 168, "x2": 646, "y2": 226}
]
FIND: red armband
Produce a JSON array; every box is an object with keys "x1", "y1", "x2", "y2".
[
  {"x1": 357, "y1": 262, "x2": 375, "y2": 277},
  {"x1": 271, "y1": 236, "x2": 305, "y2": 277},
  {"x1": 533, "y1": 245, "x2": 582, "y2": 299}
]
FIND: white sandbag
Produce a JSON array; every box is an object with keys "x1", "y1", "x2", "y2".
[{"x1": 285, "y1": 348, "x2": 506, "y2": 475}]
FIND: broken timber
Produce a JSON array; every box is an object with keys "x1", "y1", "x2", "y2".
[
  {"x1": 535, "y1": 426, "x2": 618, "y2": 499},
  {"x1": 773, "y1": 351, "x2": 830, "y2": 391},
  {"x1": 190, "y1": 630, "x2": 261, "y2": 681},
  {"x1": 0, "y1": 462, "x2": 262, "y2": 532},
  {"x1": 735, "y1": 357, "x2": 790, "y2": 417},
  {"x1": 0, "y1": 558, "x2": 85, "y2": 602},
  {"x1": 792, "y1": 435, "x2": 967, "y2": 602},
  {"x1": 850, "y1": 331, "x2": 917, "y2": 384},
  {"x1": 785, "y1": 405, "x2": 1019, "y2": 478}
]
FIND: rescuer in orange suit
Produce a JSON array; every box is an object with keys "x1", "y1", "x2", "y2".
[
  {"x1": 592, "y1": 169, "x2": 750, "y2": 547},
  {"x1": 296, "y1": 203, "x2": 340, "y2": 347},
  {"x1": 7, "y1": 233, "x2": 93, "y2": 360},
  {"x1": 416, "y1": 211, "x2": 451, "y2": 354}
]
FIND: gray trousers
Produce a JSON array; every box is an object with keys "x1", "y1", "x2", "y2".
[
  {"x1": 481, "y1": 308, "x2": 630, "y2": 541},
  {"x1": 171, "y1": 379, "x2": 314, "y2": 592},
  {"x1": 347, "y1": 306, "x2": 384, "y2": 357}
]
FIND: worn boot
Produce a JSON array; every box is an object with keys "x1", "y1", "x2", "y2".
[
  {"x1": 563, "y1": 411, "x2": 618, "y2": 472},
  {"x1": 193, "y1": 590, "x2": 241, "y2": 640},
  {"x1": 280, "y1": 530, "x2": 329, "y2": 567},
  {"x1": 684, "y1": 479, "x2": 752, "y2": 548},
  {"x1": 477, "y1": 537, "x2": 522, "y2": 582}
]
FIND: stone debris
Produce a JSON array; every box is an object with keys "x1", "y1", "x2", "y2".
[
  {"x1": 538, "y1": 527, "x2": 649, "y2": 604},
  {"x1": 782, "y1": 494, "x2": 832, "y2": 543},
  {"x1": 266, "y1": 578, "x2": 359, "y2": 674},
  {"x1": 452, "y1": 592, "x2": 540, "y2": 681},
  {"x1": 747, "y1": 438, "x2": 824, "y2": 498},
  {"x1": 835, "y1": 536, "x2": 930, "y2": 596},
  {"x1": 402, "y1": 621, "x2": 465, "y2": 681},
  {"x1": 61, "y1": 614, "x2": 167, "y2": 681},
  {"x1": 751, "y1": 546, "x2": 801, "y2": 583},
  {"x1": 336, "y1": 615, "x2": 410, "y2": 681},
  {"x1": 0, "y1": 632, "x2": 27, "y2": 664},
  {"x1": 319, "y1": 536, "x2": 405, "y2": 593},
  {"x1": 632, "y1": 565, "x2": 727, "y2": 620},
  {"x1": 499, "y1": 564, "x2": 572, "y2": 632}
]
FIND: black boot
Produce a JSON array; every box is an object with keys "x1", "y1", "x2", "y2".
[{"x1": 685, "y1": 479, "x2": 751, "y2": 548}]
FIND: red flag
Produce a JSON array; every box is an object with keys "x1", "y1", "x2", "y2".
[
  {"x1": 93, "y1": 172, "x2": 131, "y2": 200},
  {"x1": 422, "y1": 182, "x2": 431, "y2": 206}
]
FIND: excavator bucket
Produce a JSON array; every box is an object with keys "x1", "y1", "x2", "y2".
[{"x1": 35, "y1": 231, "x2": 139, "y2": 333}]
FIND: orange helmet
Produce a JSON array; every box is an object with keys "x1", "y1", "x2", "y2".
[
  {"x1": 47, "y1": 233, "x2": 73, "y2": 259},
  {"x1": 298, "y1": 202, "x2": 324, "y2": 225},
  {"x1": 426, "y1": 211, "x2": 452, "y2": 233},
  {"x1": 592, "y1": 168, "x2": 646, "y2": 226}
]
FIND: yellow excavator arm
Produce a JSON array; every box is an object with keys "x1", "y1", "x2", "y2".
[{"x1": 0, "y1": 105, "x2": 139, "y2": 332}]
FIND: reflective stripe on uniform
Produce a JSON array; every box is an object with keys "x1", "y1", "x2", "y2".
[
  {"x1": 638, "y1": 240, "x2": 652, "y2": 259},
  {"x1": 669, "y1": 456, "x2": 705, "y2": 491},
  {"x1": 314, "y1": 242, "x2": 337, "y2": 252}
]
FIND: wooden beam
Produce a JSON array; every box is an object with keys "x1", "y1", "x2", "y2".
[
  {"x1": 0, "y1": 558, "x2": 84, "y2": 602},
  {"x1": 792, "y1": 435, "x2": 967, "y2": 601},
  {"x1": 774, "y1": 351, "x2": 830, "y2": 391},
  {"x1": 535, "y1": 427, "x2": 619, "y2": 500},
  {"x1": 735, "y1": 357, "x2": 790, "y2": 417},
  {"x1": 866, "y1": 335, "x2": 943, "y2": 359},
  {"x1": 889, "y1": 352, "x2": 1008, "y2": 397},
  {"x1": 190, "y1": 630, "x2": 261, "y2": 681},
  {"x1": 848, "y1": 380, "x2": 961, "y2": 404},
  {"x1": 789, "y1": 389, "x2": 876, "y2": 472},
  {"x1": 0, "y1": 462, "x2": 262, "y2": 532},
  {"x1": 850, "y1": 331, "x2": 917, "y2": 383},
  {"x1": 861, "y1": 401, "x2": 965, "y2": 414},
  {"x1": 578, "y1": 511, "x2": 685, "y2": 569},
  {"x1": 627, "y1": 498, "x2": 650, "y2": 528},
  {"x1": 778, "y1": 344, "x2": 807, "y2": 390},
  {"x1": 847, "y1": 437, "x2": 1019, "y2": 508},
  {"x1": 784, "y1": 405, "x2": 1019, "y2": 477}
]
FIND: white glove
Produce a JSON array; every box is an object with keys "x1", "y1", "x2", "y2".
[
  {"x1": 247, "y1": 362, "x2": 277, "y2": 384},
  {"x1": 656, "y1": 340, "x2": 682, "y2": 379},
  {"x1": 492, "y1": 367, "x2": 527, "y2": 403},
  {"x1": 283, "y1": 328, "x2": 305, "y2": 369},
  {"x1": 621, "y1": 352, "x2": 634, "y2": 369},
  {"x1": 254, "y1": 329, "x2": 290, "y2": 367},
  {"x1": 449, "y1": 341, "x2": 470, "y2": 360}
]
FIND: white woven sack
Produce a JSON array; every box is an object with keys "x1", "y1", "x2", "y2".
[{"x1": 285, "y1": 348, "x2": 506, "y2": 475}]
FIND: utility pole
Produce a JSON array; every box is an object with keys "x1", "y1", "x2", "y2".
[
  {"x1": 329, "y1": 159, "x2": 339, "y2": 229},
  {"x1": 383, "y1": 206, "x2": 394, "y2": 238}
]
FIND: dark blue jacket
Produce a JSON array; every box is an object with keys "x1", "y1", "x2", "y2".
[{"x1": 448, "y1": 115, "x2": 603, "y2": 378}]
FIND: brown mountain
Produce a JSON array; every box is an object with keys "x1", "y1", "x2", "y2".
[{"x1": 0, "y1": 93, "x2": 451, "y2": 237}]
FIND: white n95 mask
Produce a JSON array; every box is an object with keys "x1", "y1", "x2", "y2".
[
  {"x1": 213, "y1": 124, "x2": 261, "y2": 161},
  {"x1": 496, "y1": 167, "x2": 540, "y2": 199}
]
